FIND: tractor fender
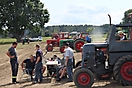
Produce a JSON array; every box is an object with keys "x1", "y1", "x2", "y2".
[
  {"x1": 74, "y1": 38, "x2": 85, "y2": 42},
  {"x1": 75, "y1": 60, "x2": 88, "y2": 68},
  {"x1": 75, "y1": 61, "x2": 82, "y2": 68}
]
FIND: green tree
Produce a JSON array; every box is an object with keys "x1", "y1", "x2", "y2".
[
  {"x1": 86, "y1": 27, "x2": 94, "y2": 33},
  {"x1": 122, "y1": 9, "x2": 132, "y2": 24},
  {"x1": 0, "y1": 0, "x2": 50, "y2": 42}
]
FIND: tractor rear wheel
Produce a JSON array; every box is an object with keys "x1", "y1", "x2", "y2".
[
  {"x1": 113, "y1": 55, "x2": 132, "y2": 86},
  {"x1": 46, "y1": 45, "x2": 53, "y2": 52},
  {"x1": 73, "y1": 68, "x2": 94, "y2": 88},
  {"x1": 74, "y1": 39, "x2": 85, "y2": 52},
  {"x1": 60, "y1": 46, "x2": 65, "y2": 53}
]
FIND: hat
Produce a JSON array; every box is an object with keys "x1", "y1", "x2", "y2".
[
  {"x1": 65, "y1": 42, "x2": 69, "y2": 46},
  {"x1": 118, "y1": 31, "x2": 124, "y2": 35},
  {"x1": 53, "y1": 55, "x2": 57, "y2": 57}
]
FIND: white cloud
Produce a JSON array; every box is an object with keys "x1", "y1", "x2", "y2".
[{"x1": 45, "y1": 4, "x2": 125, "y2": 26}]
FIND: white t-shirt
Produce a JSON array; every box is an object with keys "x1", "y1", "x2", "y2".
[{"x1": 64, "y1": 47, "x2": 73, "y2": 59}]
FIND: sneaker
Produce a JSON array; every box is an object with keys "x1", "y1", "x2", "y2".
[
  {"x1": 32, "y1": 81, "x2": 37, "y2": 84},
  {"x1": 67, "y1": 80, "x2": 73, "y2": 82},
  {"x1": 56, "y1": 78, "x2": 61, "y2": 82},
  {"x1": 12, "y1": 82, "x2": 16, "y2": 84},
  {"x1": 12, "y1": 81, "x2": 19, "y2": 84},
  {"x1": 38, "y1": 81, "x2": 42, "y2": 83}
]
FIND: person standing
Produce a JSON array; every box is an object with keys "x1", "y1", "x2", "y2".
[
  {"x1": 64, "y1": 43, "x2": 74, "y2": 82},
  {"x1": 86, "y1": 34, "x2": 91, "y2": 43},
  {"x1": 34, "y1": 44, "x2": 43, "y2": 83},
  {"x1": 6, "y1": 42, "x2": 18, "y2": 84}
]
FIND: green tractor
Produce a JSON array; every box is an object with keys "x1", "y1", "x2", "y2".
[{"x1": 59, "y1": 38, "x2": 85, "y2": 53}]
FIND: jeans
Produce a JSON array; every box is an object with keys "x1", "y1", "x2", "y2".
[
  {"x1": 66, "y1": 59, "x2": 73, "y2": 81},
  {"x1": 35, "y1": 62, "x2": 42, "y2": 82},
  {"x1": 26, "y1": 69, "x2": 33, "y2": 79}
]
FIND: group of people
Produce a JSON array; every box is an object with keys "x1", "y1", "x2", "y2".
[{"x1": 6, "y1": 42, "x2": 74, "y2": 84}]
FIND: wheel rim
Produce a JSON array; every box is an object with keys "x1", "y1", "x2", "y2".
[
  {"x1": 60, "y1": 47, "x2": 65, "y2": 53},
  {"x1": 78, "y1": 73, "x2": 90, "y2": 86},
  {"x1": 75, "y1": 41, "x2": 84, "y2": 51},
  {"x1": 47, "y1": 46, "x2": 52, "y2": 51},
  {"x1": 121, "y1": 62, "x2": 132, "y2": 81}
]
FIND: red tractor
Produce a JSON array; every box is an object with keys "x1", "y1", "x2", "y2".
[{"x1": 46, "y1": 32, "x2": 69, "y2": 51}]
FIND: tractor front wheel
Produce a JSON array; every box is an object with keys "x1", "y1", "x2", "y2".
[
  {"x1": 113, "y1": 55, "x2": 132, "y2": 86},
  {"x1": 46, "y1": 45, "x2": 53, "y2": 52},
  {"x1": 60, "y1": 46, "x2": 65, "y2": 53},
  {"x1": 73, "y1": 68, "x2": 94, "y2": 88}
]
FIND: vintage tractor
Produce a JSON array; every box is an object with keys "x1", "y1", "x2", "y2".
[
  {"x1": 59, "y1": 35, "x2": 88, "y2": 53},
  {"x1": 59, "y1": 38, "x2": 85, "y2": 53},
  {"x1": 73, "y1": 15, "x2": 132, "y2": 88},
  {"x1": 46, "y1": 32, "x2": 89, "y2": 53},
  {"x1": 46, "y1": 32, "x2": 69, "y2": 51}
]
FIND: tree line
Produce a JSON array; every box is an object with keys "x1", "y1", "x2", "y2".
[{"x1": 42, "y1": 24, "x2": 109, "y2": 37}]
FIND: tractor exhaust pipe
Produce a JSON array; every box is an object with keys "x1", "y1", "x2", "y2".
[{"x1": 108, "y1": 14, "x2": 111, "y2": 26}]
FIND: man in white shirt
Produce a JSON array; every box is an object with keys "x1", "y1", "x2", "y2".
[{"x1": 64, "y1": 42, "x2": 74, "y2": 82}]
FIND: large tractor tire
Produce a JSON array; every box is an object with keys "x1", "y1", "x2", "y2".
[
  {"x1": 60, "y1": 46, "x2": 65, "y2": 53},
  {"x1": 113, "y1": 55, "x2": 132, "y2": 86},
  {"x1": 73, "y1": 66, "x2": 81, "y2": 77},
  {"x1": 73, "y1": 68, "x2": 94, "y2": 88},
  {"x1": 46, "y1": 45, "x2": 53, "y2": 52},
  {"x1": 74, "y1": 39, "x2": 85, "y2": 52}
]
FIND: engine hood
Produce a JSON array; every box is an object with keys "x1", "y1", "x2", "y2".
[{"x1": 83, "y1": 42, "x2": 108, "y2": 48}]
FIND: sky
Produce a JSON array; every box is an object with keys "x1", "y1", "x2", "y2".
[{"x1": 41, "y1": 0, "x2": 132, "y2": 26}]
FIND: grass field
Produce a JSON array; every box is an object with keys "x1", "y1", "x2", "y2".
[
  {"x1": 42, "y1": 37, "x2": 51, "y2": 42},
  {"x1": 0, "y1": 35, "x2": 106, "y2": 45},
  {"x1": 0, "y1": 38, "x2": 16, "y2": 45},
  {"x1": 0, "y1": 37, "x2": 51, "y2": 45}
]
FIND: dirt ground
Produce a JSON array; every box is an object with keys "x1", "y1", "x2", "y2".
[{"x1": 0, "y1": 42, "x2": 132, "y2": 88}]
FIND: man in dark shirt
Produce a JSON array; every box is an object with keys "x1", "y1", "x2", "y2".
[
  {"x1": 21, "y1": 55, "x2": 35, "y2": 80},
  {"x1": 33, "y1": 44, "x2": 43, "y2": 83},
  {"x1": 6, "y1": 42, "x2": 18, "y2": 84}
]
